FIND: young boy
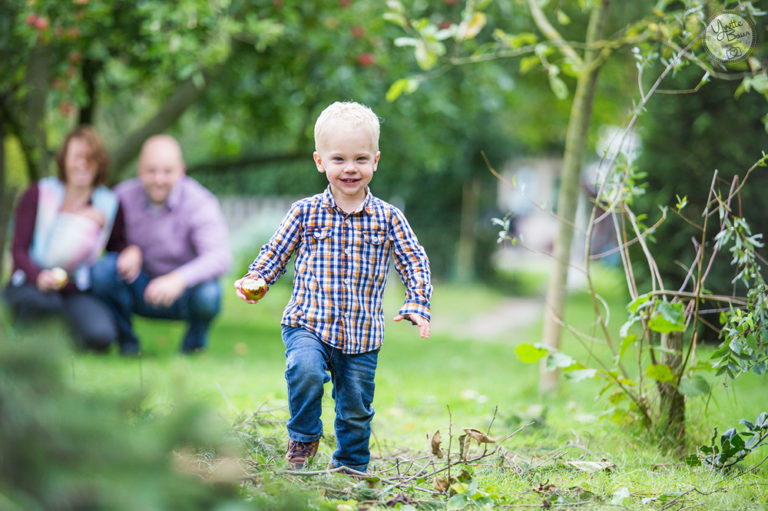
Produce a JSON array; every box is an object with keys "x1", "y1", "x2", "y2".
[{"x1": 235, "y1": 101, "x2": 432, "y2": 473}]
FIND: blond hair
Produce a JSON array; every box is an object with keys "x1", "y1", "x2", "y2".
[{"x1": 314, "y1": 101, "x2": 380, "y2": 151}]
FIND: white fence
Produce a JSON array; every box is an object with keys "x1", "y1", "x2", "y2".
[{"x1": 219, "y1": 196, "x2": 296, "y2": 256}]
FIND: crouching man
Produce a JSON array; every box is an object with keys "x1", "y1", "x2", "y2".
[{"x1": 91, "y1": 135, "x2": 231, "y2": 354}]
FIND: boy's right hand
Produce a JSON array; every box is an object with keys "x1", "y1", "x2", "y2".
[{"x1": 234, "y1": 275, "x2": 266, "y2": 304}]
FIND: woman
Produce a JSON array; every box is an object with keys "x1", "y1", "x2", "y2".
[{"x1": 4, "y1": 126, "x2": 133, "y2": 351}]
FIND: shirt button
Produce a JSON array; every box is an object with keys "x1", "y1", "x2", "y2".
[
  {"x1": 344, "y1": 312, "x2": 350, "y2": 318},
  {"x1": 343, "y1": 278, "x2": 350, "y2": 285},
  {"x1": 344, "y1": 247, "x2": 351, "y2": 255}
]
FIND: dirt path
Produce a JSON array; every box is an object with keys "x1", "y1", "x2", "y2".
[{"x1": 433, "y1": 296, "x2": 544, "y2": 343}]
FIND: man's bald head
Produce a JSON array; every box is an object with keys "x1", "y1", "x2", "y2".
[{"x1": 138, "y1": 135, "x2": 186, "y2": 206}]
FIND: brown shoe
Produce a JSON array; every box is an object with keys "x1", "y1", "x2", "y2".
[{"x1": 286, "y1": 439, "x2": 319, "y2": 469}]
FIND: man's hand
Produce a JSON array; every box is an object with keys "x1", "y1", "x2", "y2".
[
  {"x1": 233, "y1": 276, "x2": 262, "y2": 304},
  {"x1": 117, "y1": 245, "x2": 142, "y2": 283},
  {"x1": 394, "y1": 313, "x2": 431, "y2": 339},
  {"x1": 145, "y1": 271, "x2": 186, "y2": 307}
]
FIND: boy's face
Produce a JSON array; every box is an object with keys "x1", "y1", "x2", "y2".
[{"x1": 314, "y1": 125, "x2": 380, "y2": 206}]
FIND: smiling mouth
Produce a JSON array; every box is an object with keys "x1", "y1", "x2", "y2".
[{"x1": 341, "y1": 178, "x2": 359, "y2": 183}]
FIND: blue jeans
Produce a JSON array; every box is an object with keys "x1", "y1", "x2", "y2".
[
  {"x1": 3, "y1": 283, "x2": 117, "y2": 351},
  {"x1": 90, "y1": 253, "x2": 222, "y2": 353},
  {"x1": 282, "y1": 326, "x2": 379, "y2": 472}
]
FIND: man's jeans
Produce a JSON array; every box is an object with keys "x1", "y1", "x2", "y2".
[
  {"x1": 90, "y1": 253, "x2": 221, "y2": 353},
  {"x1": 282, "y1": 326, "x2": 379, "y2": 472}
]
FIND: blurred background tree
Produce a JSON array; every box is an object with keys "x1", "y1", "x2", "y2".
[
  {"x1": 1, "y1": 0, "x2": 544, "y2": 281},
  {"x1": 1, "y1": 0, "x2": 263, "y2": 277},
  {"x1": 1, "y1": 0, "x2": 766, "y2": 292},
  {"x1": 380, "y1": 0, "x2": 768, "y2": 391}
]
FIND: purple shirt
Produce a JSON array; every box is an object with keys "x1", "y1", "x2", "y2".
[{"x1": 115, "y1": 176, "x2": 231, "y2": 287}]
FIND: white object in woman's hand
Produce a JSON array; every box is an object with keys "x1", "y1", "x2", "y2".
[{"x1": 37, "y1": 268, "x2": 67, "y2": 292}]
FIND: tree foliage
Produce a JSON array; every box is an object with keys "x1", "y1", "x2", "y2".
[
  {"x1": 0, "y1": 0, "x2": 544, "y2": 279},
  {"x1": 633, "y1": 65, "x2": 768, "y2": 330},
  {"x1": 503, "y1": 0, "x2": 768, "y2": 440}
]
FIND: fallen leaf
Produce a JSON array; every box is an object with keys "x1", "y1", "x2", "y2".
[
  {"x1": 385, "y1": 493, "x2": 414, "y2": 506},
  {"x1": 431, "y1": 430, "x2": 444, "y2": 458},
  {"x1": 456, "y1": 469, "x2": 472, "y2": 482},
  {"x1": 433, "y1": 476, "x2": 450, "y2": 493},
  {"x1": 461, "y1": 434, "x2": 471, "y2": 461},
  {"x1": 463, "y1": 428, "x2": 497, "y2": 443},
  {"x1": 533, "y1": 480, "x2": 557, "y2": 494},
  {"x1": 564, "y1": 459, "x2": 616, "y2": 473}
]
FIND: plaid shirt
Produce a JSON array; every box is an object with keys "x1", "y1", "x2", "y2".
[{"x1": 248, "y1": 186, "x2": 432, "y2": 354}]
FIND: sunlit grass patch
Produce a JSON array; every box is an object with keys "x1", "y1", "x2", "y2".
[{"x1": 27, "y1": 268, "x2": 768, "y2": 509}]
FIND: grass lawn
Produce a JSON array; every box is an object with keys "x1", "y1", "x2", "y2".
[{"x1": 32, "y1": 265, "x2": 768, "y2": 508}]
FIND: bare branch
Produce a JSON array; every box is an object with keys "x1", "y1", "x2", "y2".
[
  {"x1": 109, "y1": 69, "x2": 214, "y2": 175},
  {"x1": 645, "y1": 289, "x2": 748, "y2": 307}
]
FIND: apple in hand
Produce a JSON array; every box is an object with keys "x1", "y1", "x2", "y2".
[
  {"x1": 242, "y1": 277, "x2": 267, "y2": 301},
  {"x1": 51, "y1": 267, "x2": 68, "y2": 289}
]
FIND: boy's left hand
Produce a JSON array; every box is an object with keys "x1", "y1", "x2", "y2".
[{"x1": 393, "y1": 314, "x2": 431, "y2": 339}]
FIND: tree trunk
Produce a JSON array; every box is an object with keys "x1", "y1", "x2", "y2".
[
  {"x1": 0, "y1": 123, "x2": 9, "y2": 284},
  {"x1": 78, "y1": 58, "x2": 102, "y2": 126},
  {"x1": 0, "y1": 41, "x2": 50, "y2": 283},
  {"x1": 540, "y1": 0, "x2": 611, "y2": 393},
  {"x1": 18, "y1": 43, "x2": 52, "y2": 181},
  {"x1": 660, "y1": 331, "x2": 685, "y2": 442},
  {"x1": 454, "y1": 178, "x2": 478, "y2": 282},
  {"x1": 109, "y1": 72, "x2": 211, "y2": 177}
]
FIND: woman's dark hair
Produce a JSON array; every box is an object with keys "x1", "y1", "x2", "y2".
[{"x1": 55, "y1": 125, "x2": 109, "y2": 186}]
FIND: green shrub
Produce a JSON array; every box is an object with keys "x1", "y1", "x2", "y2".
[{"x1": 0, "y1": 330, "x2": 252, "y2": 511}]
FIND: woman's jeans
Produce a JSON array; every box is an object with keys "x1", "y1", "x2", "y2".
[
  {"x1": 3, "y1": 283, "x2": 117, "y2": 350},
  {"x1": 282, "y1": 326, "x2": 379, "y2": 472}
]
